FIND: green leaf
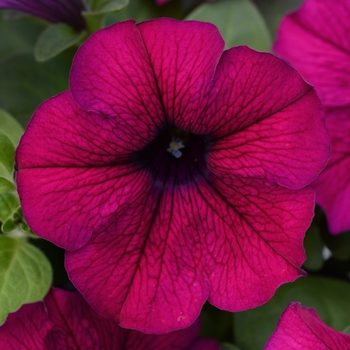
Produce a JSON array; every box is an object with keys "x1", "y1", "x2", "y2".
[
  {"x1": 221, "y1": 344, "x2": 241, "y2": 350},
  {"x1": 0, "y1": 52, "x2": 71, "y2": 126},
  {"x1": 34, "y1": 23, "x2": 86, "y2": 62},
  {"x1": 0, "y1": 109, "x2": 23, "y2": 147},
  {"x1": 303, "y1": 225, "x2": 324, "y2": 271},
  {"x1": 0, "y1": 178, "x2": 16, "y2": 195},
  {"x1": 87, "y1": 0, "x2": 129, "y2": 15},
  {"x1": 186, "y1": 0, "x2": 272, "y2": 51},
  {"x1": 0, "y1": 131, "x2": 15, "y2": 175},
  {"x1": 0, "y1": 191, "x2": 19, "y2": 223},
  {"x1": 0, "y1": 236, "x2": 52, "y2": 324},
  {"x1": 0, "y1": 16, "x2": 45, "y2": 61},
  {"x1": 234, "y1": 276, "x2": 350, "y2": 350},
  {"x1": 104, "y1": 0, "x2": 182, "y2": 25},
  {"x1": 1, "y1": 218, "x2": 16, "y2": 233},
  {"x1": 254, "y1": 0, "x2": 303, "y2": 38},
  {"x1": 83, "y1": 0, "x2": 129, "y2": 33}
]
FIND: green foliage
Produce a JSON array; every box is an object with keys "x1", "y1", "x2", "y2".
[
  {"x1": 104, "y1": 0, "x2": 182, "y2": 25},
  {"x1": 0, "y1": 16, "x2": 45, "y2": 61},
  {"x1": 303, "y1": 225, "x2": 324, "y2": 271},
  {"x1": 234, "y1": 276, "x2": 350, "y2": 349},
  {"x1": 186, "y1": 0, "x2": 272, "y2": 51},
  {"x1": 0, "y1": 131, "x2": 15, "y2": 177},
  {"x1": 34, "y1": 23, "x2": 86, "y2": 62},
  {"x1": 85, "y1": 0, "x2": 129, "y2": 15},
  {"x1": 0, "y1": 109, "x2": 23, "y2": 147},
  {"x1": 0, "y1": 53, "x2": 71, "y2": 126},
  {"x1": 253, "y1": 0, "x2": 303, "y2": 38},
  {"x1": 0, "y1": 236, "x2": 52, "y2": 325},
  {"x1": 83, "y1": 0, "x2": 130, "y2": 33},
  {"x1": 221, "y1": 344, "x2": 241, "y2": 350}
]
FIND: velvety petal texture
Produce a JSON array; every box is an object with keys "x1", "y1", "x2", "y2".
[
  {"x1": 16, "y1": 18, "x2": 330, "y2": 333},
  {"x1": 274, "y1": 0, "x2": 350, "y2": 234},
  {"x1": 264, "y1": 302, "x2": 350, "y2": 350},
  {"x1": 0, "y1": 0, "x2": 86, "y2": 30},
  {"x1": 0, "y1": 288, "x2": 218, "y2": 350}
]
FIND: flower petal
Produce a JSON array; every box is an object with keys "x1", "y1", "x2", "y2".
[
  {"x1": 193, "y1": 176, "x2": 310, "y2": 311},
  {"x1": 274, "y1": 0, "x2": 350, "y2": 108},
  {"x1": 137, "y1": 18, "x2": 224, "y2": 127},
  {"x1": 16, "y1": 92, "x2": 152, "y2": 250},
  {"x1": 0, "y1": 301, "x2": 51, "y2": 349},
  {"x1": 208, "y1": 90, "x2": 329, "y2": 190},
  {"x1": 193, "y1": 47, "x2": 313, "y2": 134},
  {"x1": 65, "y1": 186, "x2": 210, "y2": 333},
  {"x1": 70, "y1": 20, "x2": 165, "y2": 136},
  {"x1": 0, "y1": 0, "x2": 85, "y2": 30},
  {"x1": 264, "y1": 302, "x2": 350, "y2": 350},
  {"x1": 66, "y1": 175, "x2": 312, "y2": 332},
  {"x1": 202, "y1": 46, "x2": 329, "y2": 189},
  {"x1": 312, "y1": 107, "x2": 350, "y2": 234},
  {"x1": 0, "y1": 288, "x2": 217, "y2": 349}
]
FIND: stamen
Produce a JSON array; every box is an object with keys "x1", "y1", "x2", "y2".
[{"x1": 167, "y1": 137, "x2": 185, "y2": 158}]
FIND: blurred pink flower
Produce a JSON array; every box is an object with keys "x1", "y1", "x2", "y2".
[
  {"x1": 0, "y1": 0, "x2": 86, "y2": 30},
  {"x1": 16, "y1": 18, "x2": 329, "y2": 333},
  {"x1": 265, "y1": 302, "x2": 350, "y2": 349},
  {"x1": 0, "y1": 288, "x2": 218, "y2": 350},
  {"x1": 274, "y1": 0, "x2": 350, "y2": 234}
]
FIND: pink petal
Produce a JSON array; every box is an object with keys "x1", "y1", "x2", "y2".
[
  {"x1": 0, "y1": 302, "x2": 51, "y2": 350},
  {"x1": 43, "y1": 289, "x2": 126, "y2": 349},
  {"x1": 0, "y1": 289, "x2": 217, "y2": 349},
  {"x1": 206, "y1": 47, "x2": 329, "y2": 190},
  {"x1": 66, "y1": 175, "x2": 312, "y2": 333},
  {"x1": 274, "y1": 0, "x2": 350, "y2": 108},
  {"x1": 65, "y1": 187, "x2": 211, "y2": 334},
  {"x1": 70, "y1": 20, "x2": 165, "y2": 138},
  {"x1": 264, "y1": 302, "x2": 350, "y2": 350},
  {"x1": 137, "y1": 18, "x2": 224, "y2": 127},
  {"x1": 311, "y1": 107, "x2": 350, "y2": 234},
  {"x1": 16, "y1": 91, "x2": 152, "y2": 250}
]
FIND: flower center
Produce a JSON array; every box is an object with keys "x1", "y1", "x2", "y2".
[{"x1": 132, "y1": 127, "x2": 211, "y2": 190}]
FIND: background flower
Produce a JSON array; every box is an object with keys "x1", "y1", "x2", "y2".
[
  {"x1": 264, "y1": 302, "x2": 350, "y2": 349},
  {"x1": 0, "y1": 0, "x2": 86, "y2": 30},
  {"x1": 0, "y1": 288, "x2": 218, "y2": 350},
  {"x1": 274, "y1": 0, "x2": 350, "y2": 234},
  {"x1": 16, "y1": 18, "x2": 329, "y2": 333}
]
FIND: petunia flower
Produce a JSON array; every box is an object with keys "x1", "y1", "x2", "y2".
[
  {"x1": 0, "y1": 288, "x2": 218, "y2": 350},
  {"x1": 264, "y1": 302, "x2": 350, "y2": 349},
  {"x1": 0, "y1": 0, "x2": 86, "y2": 31},
  {"x1": 16, "y1": 18, "x2": 329, "y2": 333},
  {"x1": 274, "y1": 0, "x2": 350, "y2": 234}
]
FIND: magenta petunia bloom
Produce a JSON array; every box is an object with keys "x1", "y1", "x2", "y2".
[
  {"x1": 16, "y1": 19, "x2": 329, "y2": 333},
  {"x1": 265, "y1": 302, "x2": 350, "y2": 349},
  {"x1": 0, "y1": 288, "x2": 218, "y2": 350},
  {"x1": 0, "y1": 0, "x2": 86, "y2": 31},
  {"x1": 274, "y1": 0, "x2": 350, "y2": 234}
]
